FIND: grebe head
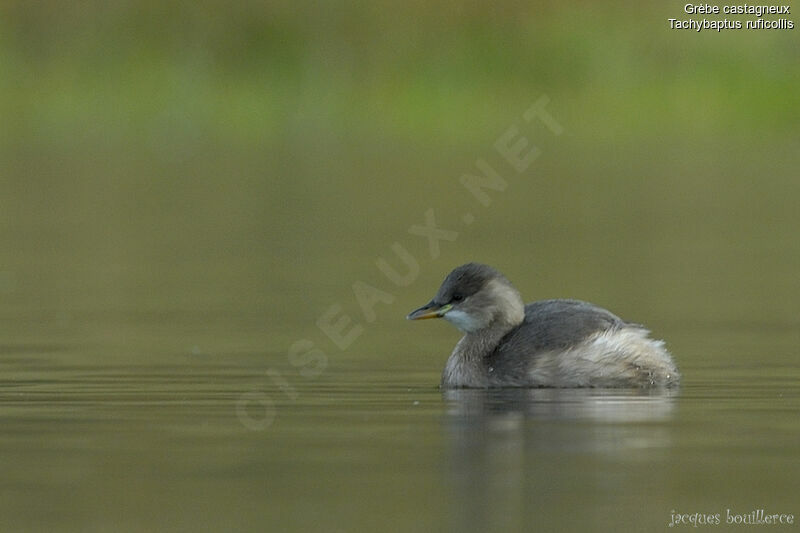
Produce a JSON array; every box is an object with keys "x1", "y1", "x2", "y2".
[{"x1": 406, "y1": 263, "x2": 525, "y2": 333}]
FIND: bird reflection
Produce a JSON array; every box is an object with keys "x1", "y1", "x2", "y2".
[{"x1": 441, "y1": 389, "x2": 678, "y2": 531}]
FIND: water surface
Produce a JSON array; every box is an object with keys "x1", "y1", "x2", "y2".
[{"x1": 2, "y1": 312, "x2": 798, "y2": 532}]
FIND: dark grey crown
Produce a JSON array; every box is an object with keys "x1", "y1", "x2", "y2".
[{"x1": 433, "y1": 263, "x2": 511, "y2": 304}]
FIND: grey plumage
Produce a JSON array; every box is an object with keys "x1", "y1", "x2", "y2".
[
  {"x1": 407, "y1": 263, "x2": 680, "y2": 389},
  {"x1": 504, "y1": 299, "x2": 626, "y2": 351},
  {"x1": 432, "y1": 263, "x2": 506, "y2": 305}
]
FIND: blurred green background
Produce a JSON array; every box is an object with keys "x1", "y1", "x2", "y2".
[
  {"x1": 1, "y1": 0, "x2": 798, "y2": 359},
  {"x1": 2, "y1": 3, "x2": 800, "y2": 532}
]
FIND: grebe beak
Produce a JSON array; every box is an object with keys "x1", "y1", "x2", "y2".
[{"x1": 406, "y1": 302, "x2": 452, "y2": 320}]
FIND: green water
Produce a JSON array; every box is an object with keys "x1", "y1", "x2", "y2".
[
  {"x1": 1, "y1": 311, "x2": 799, "y2": 531},
  {"x1": 3, "y1": 182, "x2": 800, "y2": 531}
]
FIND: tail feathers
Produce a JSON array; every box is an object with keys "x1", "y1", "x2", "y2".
[{"x1": 529, "y1": 326, "x2": 680, "y2": 388}]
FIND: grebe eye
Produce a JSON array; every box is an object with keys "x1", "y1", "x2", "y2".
[{"x1": 452, "y1": 294, "x2": 463, "y2": 302}]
